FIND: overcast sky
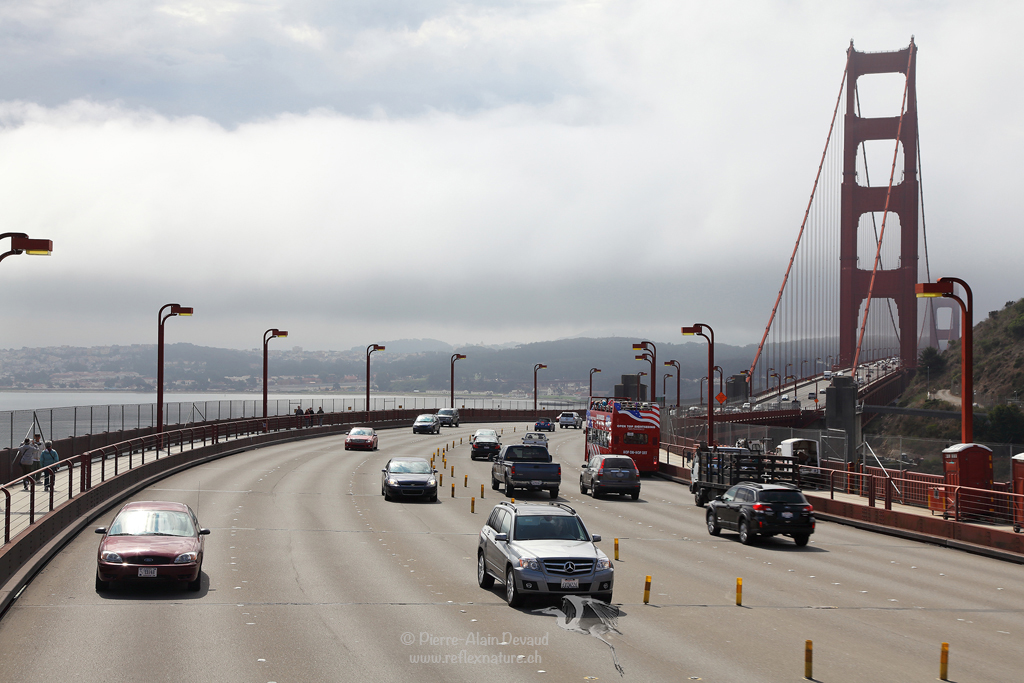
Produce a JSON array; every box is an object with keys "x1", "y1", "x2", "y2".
[{"x1": 0, "y1": 1, "x2": 1020, "y2": 353}]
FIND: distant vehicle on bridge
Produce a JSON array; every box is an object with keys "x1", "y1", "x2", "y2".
[{"x1": 585, "y1": 397, "x2": 661, "y2": 474}]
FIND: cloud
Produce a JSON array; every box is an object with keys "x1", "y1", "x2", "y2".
[{"x1": 0, "y1": 1, "x2": 1021, "y2": 353}]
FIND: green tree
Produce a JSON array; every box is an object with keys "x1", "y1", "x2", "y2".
[
  {"x1": 918, "y1": 346, "x2": 945, "y2": 373},
  {"x1": 982, "y1": 404, "x2": 1024, "y2": 443}
]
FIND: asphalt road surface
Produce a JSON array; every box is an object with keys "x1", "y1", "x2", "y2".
[{"x1": 0, "y1": 422, "x2": 1020, "y2": 682}]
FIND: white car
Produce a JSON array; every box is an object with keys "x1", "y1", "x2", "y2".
[
  {"x1": 521, "y1": 432, "x2": 549, "y2": 447},
  {"x1": 471, "y1": 429, "x2": 499, "y2": 444}
]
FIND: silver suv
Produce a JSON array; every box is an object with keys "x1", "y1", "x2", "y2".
[{"x1": 477, "y1": 502, "x2": 613, "y2": 607}]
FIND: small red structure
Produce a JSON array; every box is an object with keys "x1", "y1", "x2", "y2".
[
  {"x1": 943, "y1": 443, "x2": 993, "y2": 521},
  {"x1": 1012, "y1": 453, "x2": 1024, "y2": 533}
]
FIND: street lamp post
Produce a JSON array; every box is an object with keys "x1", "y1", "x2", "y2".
[
  {"x1": 157, "y1": 304, "x2": 193, "y2": 434},
  {"x1": 699, "y1": 377, "x2": 707, "y2": 405},
  {"x1": 366, "y1": 344, "x2": 385, "y2": 413},
  {"x1": 770, "y1": 372, "x2": 780, "y2": 404},
  {"x1": 917, "y1": 277, "x2": 974, "y2": 442},
  {"x1": 0, "y1": 233, "x2": 53, "y2": 265},
  {"x1": 450, "y1": 353, "x2": 467, "y2": 408},
  {"x1": 713, "y1": 365, "x2": 724, "y2": 412},
  {"x1": 663, "y1": 373, "x2": 672, "y2": 403},
  {"x1": 263, "y1": 329, "x2": 288, "y2": 419},
  {"x1": 682, "y1": 323, "x2": 715, "y2": 446},
  {"x1": 633, "y1": 341, "x2": 657, "y2": 403},
  {"x1": 664, "y1": 360, "x2": 681, "y2": 407},
  {"x1": 589, "y1": 368, "x2": 602, "y2": 398},
  {"x1": 634, "y1": 351, "x2": 655, "y2": 402},
  {"x1": 533, "y1": 364, "x2": 547, "y2": 412}
]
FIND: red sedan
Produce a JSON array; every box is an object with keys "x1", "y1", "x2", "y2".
[
  {"x1": 345, "y1": 427, "x2": 379, "y2": 451},
  {"x1": 95, "y1": 501, "x2": 209, "y2": 592}
]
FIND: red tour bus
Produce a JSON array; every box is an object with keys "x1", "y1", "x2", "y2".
[{"x1": 585, "y1": 397, "x2": 661, "y2": 473}]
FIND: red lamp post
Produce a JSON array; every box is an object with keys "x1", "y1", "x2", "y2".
[
  {"x1": 682, "y1": 324, "x2": 715, "y2": 445},
  {"x1": 589, "y1": 368, "x2": 601, "y2": 398},
  {"x1": 157, "y1": 304, "x2": 193, "y2": 434},
  {"x1": 0, "y1": 233, "x2": 53, "y2": 265},
  {"x1": 699, "y1": 377, "x2": 707, "y2": 405},
  {"x1": 663, "y1": 373, "x2": 672, "y2": 403},
  {"x1": 917, "y1": 278, "x2": 973, "y2": 442},
  {"x1": 664, "y1": 360, "x2": 681, "y2": 407},
  {"x1": 450, "y1": 353, "x2": 467, "y2": 408},
  {"x1": 533, "y1": 364, "x2": 547, "y2": 412},
  {"x1": 634, "y1": 351, "x2": 655, "y2": 402},
  {"x1": 633, "y1": 341, "x2": 657, "y2": 403},
  {"x1": 635, "y1": 372, "x2": 647, "y2": 401},
  {"x1": 263, "y1": 329, "x2": 288, "y2": 419},
  {"x1": 366, "y1": 344, "x2": 385, "y2": 413}
]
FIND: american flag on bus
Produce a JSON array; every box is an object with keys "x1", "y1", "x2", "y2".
[{"x1": 614, "y1": 402, "x2": 660, "y2": 428}]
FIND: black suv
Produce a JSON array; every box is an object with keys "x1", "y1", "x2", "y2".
[
  {"x1": 437, "y1": 408, "x2": 460, "y2": 427},
  {"x1": 705, "y1": 482, "x2": 815, "y2": 546}
]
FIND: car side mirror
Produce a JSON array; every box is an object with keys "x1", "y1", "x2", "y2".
[
  {"x1": 591, "y1": 534, "x2": 602, "y2": 542},
  {"x1": 494, "y1": 533, "x2": 508, "y2": 542},
  {"x1": 199, "y1": 528, "x2": 211, "y2": 535},
  {"x1": 433, "y1": 469, "x2": 438, "y2": 474},
  {"x1": 94, "y1": 527, "x2": 106, "y2": 534},
  {"x1": 581, "y1": 464, "x2": 588, "y2": 469},
  {"x1": 715, "y1": 495, "x2": 724, "y2": 501},
  {"x1": 382, "y1": 469, "x2": 387, "y2": 473}
]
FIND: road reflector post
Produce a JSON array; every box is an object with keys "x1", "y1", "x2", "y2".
[
  {"x1": 451, "y1": 483, "x2": 455, "y2": 497},
  {"x1": 460, "y1": 438, "x2": 463, "y2": 444},
  {"x1": 804, "y1": 640, "x2": 812, "y2": 679},
  {"x1": 464, "y1": 474, "x2": 468, "y2": 487},
  {"x1": 511, "y1": 498, "x2": 515, "y2": 503},
  {"x1": 451, "y1": 465, "x2": 454, "y2": 477},
  {"x1": 481, "y1": 483, "x2": 485, "y2": 498},
  {"x1": 736, "y1": 577, "x2": 743, "y2": 606},
  {"x1": 471, "y1": 496, "x2": 475, "y2": 513},
  {"x1": 940, "y1": 642, "x2": 949, "y2": 680},
  {"x1": 643, "y1": 575, "x2": 652, "y2": 604},
  {"x1": 440, "y1": 473, "x2": 443, "y2": 486},
  {"x1": 614, "y1": 538, "x2": 619, "y2": 561}
]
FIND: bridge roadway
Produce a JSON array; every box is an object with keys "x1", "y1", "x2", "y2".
[{"x1": 0, "y1": 423, "x2": 1020, "y2": 681}]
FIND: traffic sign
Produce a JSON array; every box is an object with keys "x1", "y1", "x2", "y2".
[{"x1": 716, "y1": 392, "x2": 727, "y2": 405}]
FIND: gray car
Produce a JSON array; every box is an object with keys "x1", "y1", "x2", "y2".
[{"x1": 477, "y1": 501, "x2": 613, "y2": 607}]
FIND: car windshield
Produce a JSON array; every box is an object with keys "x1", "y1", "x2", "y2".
[
  {"x1": 502, "y1": 446, "x2": 550, "y2": 461},
  {"x1": 602, "y1": 458, "x2": 635, "y2": 469},
  {"x1": 759, "y1": 491, "x2": 807, "y2": 504},
  {"x1": 515, "y1": 515, "x2": 588, "y2": 541},
  {"x1": 525, "y1": 433, "x2": 546, "y2": 439},
  {"x1": 415, "y1": 416, "x2": 433, "y2": 422},
  {"x1": 389, "y1": 461, "x2": 432, "y2": 474},
  {"x1": 350, "y1": 428, "x2": 372, "y2": 436},
  {"x1": 108, "y1": 509, "x2": 195, "y2": 537},
  {"x1": 438, "y1": 410, "x2": 454, "y2": 416}
]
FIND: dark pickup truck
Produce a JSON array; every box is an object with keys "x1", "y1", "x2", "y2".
[
  {"x1": 491, "y1": 444, "x2": 561, "y2": 499},
  {"x1": 690, "y1": 447, "x2": 799, "y2": 507}
]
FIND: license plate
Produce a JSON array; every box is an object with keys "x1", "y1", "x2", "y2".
[
  {"x1": 782, "y1": 512, "x2": 793, "y2": 519},
  {"x1": 138, "y1": 567, "x2": 158, "y2": 578},
  {"x1": 614, "y1": 472, "x2": 625, "y2": 478},
  {"x1": 531, "y1": 480, "x2": 542, "y2": 486},
  {"x1": 560, "y1": 578, "x2": 579, "y2": 589}
]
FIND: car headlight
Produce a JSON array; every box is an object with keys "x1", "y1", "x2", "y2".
[
  {"x1": 596, "y1": 558, "x2": 612, "y2": 571},
  {"x1": 518, "y1": 557, "x2": 540, "y2": 571},
  {"x1": 174, "y1": 552, "x2": 199, "y2": 564},
  {"x1": 427, "y1": 478, "x2": 436, "y2": 486},
  {"x1": 99, "y1": 551, "x2": 123, "y2": 563},
  {"x1": 387, "y1": 478, "x2": 398, "y2": 485}
]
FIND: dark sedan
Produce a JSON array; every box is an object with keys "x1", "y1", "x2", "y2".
[
  {"x1": 534, "y1": 417, "x2": 555, "y2": 432},
  {"x1": 95, "y1": 501, "x2": 210, "y2": 592},
  {"x1": 470, "y1": 436, "x2": 502, "y2": 461},
  {"x1": 413, "y1": 414, "x2": 442, "y2": 434},
  {"x1": 345, "y1": 427, "x2": 379, "y2": 451},
  {"x1": 382, "y1": 457, "x2": 438, "y2": 502}
]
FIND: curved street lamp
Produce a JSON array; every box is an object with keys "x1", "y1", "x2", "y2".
[
  {"x1": 589, "y1": 368, "x2": 602, "y2": 398},
  {"x1": 633, "y1": 341, "x2": 657, "y2": 403},
  {"x1": 917, "y1": 277, "x2": 974, "y2": 443},
  {"x1": 533, "y1": 364, "x2": 547, "y2": 413},
  {"x1": 634, "y1": 351, "x2": 655, "y2": 401},
  {"x1": 664, "y1": 360, "x2": 681, "y2": 407},
  {"x1": 682, "y1": 323, "x2": 715, "y2": 445},
  {"x1": 366, "y1": 344, "x2": 385, "y2": 413},
  {"x1": 0, "y1": 233, "x2": 53, "y2": 265},
  {"x1": 157, "y1": 303, "x2": 193, "y2": 434},
  {"x1": 450, "y1": 353, "x2": 467, "y2": 408},
  {"x1": 263, "y1": 329, "x2": 288, "y2": 419}
]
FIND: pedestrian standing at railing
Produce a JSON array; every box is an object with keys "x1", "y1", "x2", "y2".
[
  {"x1": 40, "y1": 441, "x2": 59, "y2": 491},
  {"x1": 16, "y1": 439, "x2": 33, "y2": 490},
  {"x1": 305, "y1": 406, "x2": 314, "y2": 427},
  {"x1": 316, "y1": 406, "x2": 324, "y2": 426}
]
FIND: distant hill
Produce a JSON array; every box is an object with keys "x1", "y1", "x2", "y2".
[{"x1": 868, "y1": 297, "x2": 1024, "y2": 443}]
